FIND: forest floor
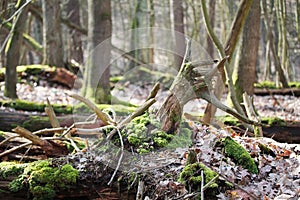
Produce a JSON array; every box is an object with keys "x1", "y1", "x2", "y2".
[
  {"x1": 1, "y1": 82, "x2": 299, "y2": 122},
  {"x1": 0, "y1": 82, "x2": 300, "y2": 199}
]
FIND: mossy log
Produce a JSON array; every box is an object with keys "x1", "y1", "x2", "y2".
[{"x1": 0, "y1": 65, "x2": 80, "y2": 89}]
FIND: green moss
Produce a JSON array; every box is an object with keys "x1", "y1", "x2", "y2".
[
  {"x1": 222, "y1": 137, "x2": 258, "y2": 174},
  {"x1": 288, "y1": 81, "x2": 300, "y2": 88},
  {"x1": 128, "y1": 133, "x2": 141, "y2": 146},
  {"x1": 110, "y1": 76, "x2": 124, "y2": 83},
  {"x1": 261, "y1": 117, "x2": 286, "y2": 126},
  {"x1": 254, "y1": 81, "x2": 277, "y2": 89},
  {"x1": 179, "y1": 163, "x2": 218, "y2": 191},
  {"x1": 9, "y1": 160, "x2": 78, "y2": 200},
  {"x1": 165, "y1": 127, "x2": 192, "y2": 149},
  {"x1": 217, "y1": 115, "x2": 240, "y2": 126},
  {"x1": 73, "y1": 103, "x2": 136, "y2": 116},
  {"x1": 0, "y1": 162, "x2": 28, "y2": 179},
  {"x1": 255, "y1": 81, "x2": 300, "y2": 89},
  {"x1": 0, "y1": 99, "x2": 72, "y2": 114}
]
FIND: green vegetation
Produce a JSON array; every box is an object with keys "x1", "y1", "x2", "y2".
[
  {"x1": 254, "y1": 81, "x2": 300, "y2": 89},
  {"x1": 261, "y1": 117, "x2": 286, "y2": 126},
  {"x1": 219, "y1": 115, "x2": 286, "y2": 126},
  {"x1": 0, "y1": 162, "x2": 28, "y2": 179},
  {"x1": 9, "y1": 160, "x2": 78, "y2": 200},
  {"x1": 73, "y1": 102, "x2": 137, "y2": 116},
  {"x1": 179, "y1": 163, "x2": 218, "y2": 191},
  {"x1": 122, "y1": 113, "x2": 192, "y2": 153},
  {"x1": 222, "y1": 137, "x2": 258, "y2": 174},
  {"x1": 0, "y1": 99, "x2": 72, "y2": 114}
]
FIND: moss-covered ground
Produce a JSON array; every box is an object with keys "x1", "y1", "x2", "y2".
[
  {"x1": 221, "y1": 137, "x2": 258, "y2": 174},
  {"x1": 121, "y1": 112, "x2": 192, "y2": 153},
  {"x1": 5, "y1": 160, "x2": 78, "y2": 200}
]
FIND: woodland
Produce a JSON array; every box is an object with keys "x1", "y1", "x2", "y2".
[{"x1": 0, "y1": 0, "x2": 300, "y2": 199}]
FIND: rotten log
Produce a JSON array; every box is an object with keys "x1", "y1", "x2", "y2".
[{"x1": 0, "y1": 65, "x2": 81, "y2": 89}]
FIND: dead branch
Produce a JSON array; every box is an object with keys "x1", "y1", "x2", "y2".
[
  {"x1": 12, "y1": 126, "x2": 68, "y2": 156},
  {"x1": 68, "y1": 93, "x2": 115, "y2": 125}
]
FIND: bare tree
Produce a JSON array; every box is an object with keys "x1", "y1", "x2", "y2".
[
  {"x1": 42, "y1": 0, "x2": 64, "y2": 67},
  {"x1": 82, "y1": 0, "x2": 112, "y2": 104},
  {"x1": 172, "y1": 0, "x2": 185, "y2": 70},
  {"x1": 5, "y1": 0, "x2": 28, "y2": 99},
  {"x1": 233, "y1": 0, "x2": 260, "y2": 104},
  {"x1": 64, "y1": 0, "x2": 83, "y2": 64}
]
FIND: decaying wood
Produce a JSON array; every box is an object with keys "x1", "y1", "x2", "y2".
[
  {"x1": 157, "y1": 53, "x2": 260, "y2": 134},
  {"x1": 12, "y1": 126, "x2": 68, "y2": 156},
  {"x1": 0, "y1": 65, "x2": 80, "y2": 88},
  {"x1": 254, "y1": 87, "x2": 300, "y2": 96}
]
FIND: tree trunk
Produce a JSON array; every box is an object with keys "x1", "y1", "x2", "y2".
[
  {"x1": 129, "y1": 0, "x2": 154, "y2": 69},
  {"x1": 233, "y1": 0, "x2": 260, "y2": 104},
  {"x1": 261, "y1": 0, "x2": 289, "y2": 88},
  {"x1": 83, "y1": 0, "x2": 112, "y2": 104},
  {"x1": 65, "y1": 0, "x2": 83, "y2": 64},
  {"x1": 42, "y1": 0, "x2": 64, "y2": 68},
  {"x1": 202, "y1": 0, "x2": 253, "y2": 124},
  {"x1": 206, "y1": 0, "x2": 215, "y2": 58},
  {"x1": 172, "y1": 0, "x2": 185, "y2": 70},
  {"x1": 4, "y1": 0, "x2": 28, "y2": 99}
]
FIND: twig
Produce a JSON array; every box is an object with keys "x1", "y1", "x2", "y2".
[
  {"x1": 0, "y1": 134, "x2": 19, "y2": 146},
  {"x1": 201, "y1": 170, "x2": 204, "y2": 200},
  {"x1": 45, "y1": 98, "x2": 61, "y2": 133},
  {"x1": 145, "y1": 82, "x2": 160, "y2": 101},
  {"x1": 32, "y1": 127, "x2": 67, "y2": 135},
  {"x1": 136, "y1": 179, "x2": 145, "y2": 200},
  {"x1": 0, "y1": 142, "x2": 32, "y2": 158},
  {"x1": 107, "y1": 127, "x2": 124, "y2": 186},
  {"x1": 67, "y1": 93, "x2": 115, "y2": 125}
]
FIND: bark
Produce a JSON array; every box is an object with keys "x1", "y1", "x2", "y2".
[
  {"x1": 83, "y1": 0, "x2": 112, "y2": 104},
  {"x1": 206, "y1": 0, "x2": 216, "y2": 57},
  {"x1": 157, "y1": 56, "x2": 259, "y2": 133},
  {"x1": 202, "y1": 0, "x2": 253, "y2": 124},
  {"x1": 129, "y1": 0, "x2": 154, "y2": 69},
  {"x1": 42, "y1": 0, "x2": 64, "y2": 68},
  {"x1": 65, "y1": 0, "x2": 83, "y2": 64},
  {"x1": 233, "y1": 0, "x2": 260, "y2": 104},
  {"x1": 261, "y1": 0, "x2": 289, "y2": 88},
  {"x1": 4, "y1": 0, "x2": 28, "y2": 99},
  {"x1": 172, "y1": 0, "x2": 185, "y2": 70}
]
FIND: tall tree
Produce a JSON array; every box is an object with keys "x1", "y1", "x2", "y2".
[
  {"x1": 261, "y1": 0, "x2": 288, "y2": 87},
  {"x1": 232, "y1": 0, "x2": 260, "y2": 104},
  {"x1": 129, "y1": 0, "x2": 154, "y2": 69},
  {"x1": 42, "y1": 0, "x2": 64, "y2": 67},
  {"x1": 82, "y1": 0, "x2": 112, "y2": 104},
  {"x1": 65, "y1": 0, "x2": 83, "y2": 64},
  {"x1": 172, "y1": 0, "x2": 185, "y2": 70},
  {"x1": 206, "y1": 0, "x2": 215, "y2": 58},
  {"x1": 4, "y1": 0, "x2": 28, "y2": 99}
]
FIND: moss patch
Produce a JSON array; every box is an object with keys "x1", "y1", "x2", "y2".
[
  {"x1": 0, "y1": 99, "x2": 72, "y2": 114},
  {"x1": 9, "y1": 160, "x2": 78, "y2": 200},
  {"x1": 179, "y1": 163, "x2": 218, "y2": 191},
  {"x1": 73, "y1": 102, "x2": 136, "y2": 116},
  {"x1": 254, "y1": 81, "x2": 300, "y2": 89},
  {"x1": 122, "y1": 112, "x2": 192, "y2": 153},
  {"x1": 0, "y1": 162, "x2": 28, "y2": 179},
  {"x1": 222, "y1": 137, "x2": 258, "y2": 174},
  {"x1": 261, "y1": 117, "x2": 286, "y2": 126}
]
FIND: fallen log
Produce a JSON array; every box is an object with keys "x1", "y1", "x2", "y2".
[
  {"x1": 0, "y1": 65, "x2": 81, "y2": 89},
  {"x1": 254, "y1": 87, "x2": 300, "y2": 96}
]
